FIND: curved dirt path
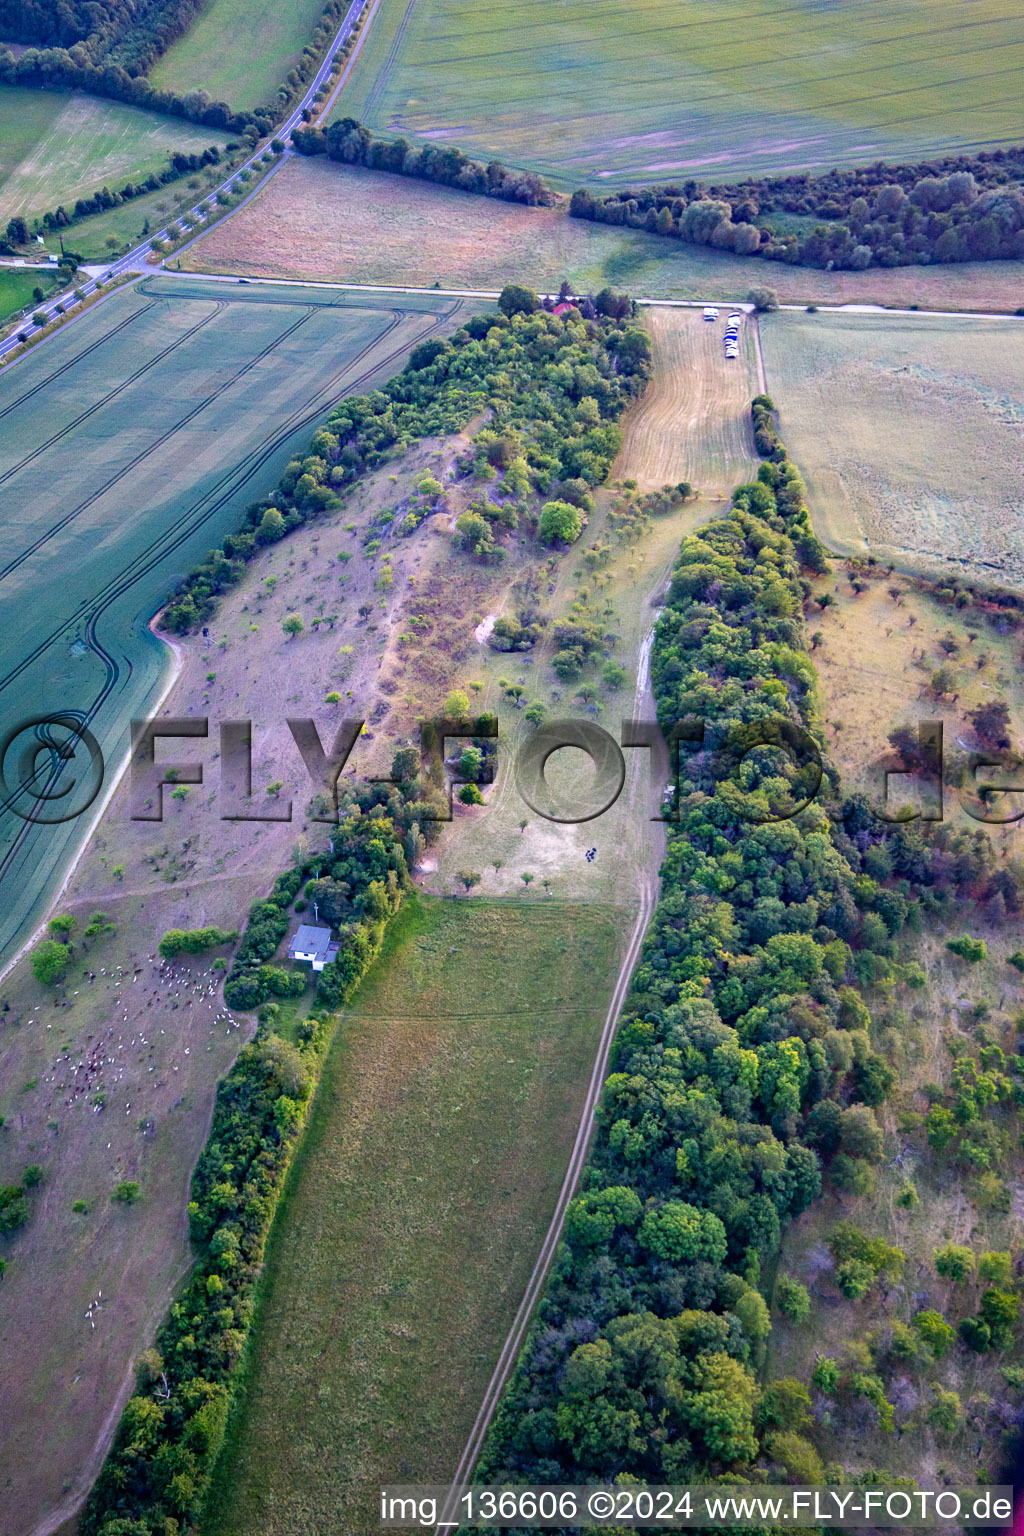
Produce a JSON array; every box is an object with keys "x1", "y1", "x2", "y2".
[{"x1": 432, "y1": 626, "x2": 663, "y2": 1531}]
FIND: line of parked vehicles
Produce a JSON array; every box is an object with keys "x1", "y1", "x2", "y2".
[{"x1": 703, "y1": 306, "x2": 743, "y2": 359}]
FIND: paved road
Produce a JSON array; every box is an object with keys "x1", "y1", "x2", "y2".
[{"x1": 0, "y1": 0, "x2": 373, "y2": 362}]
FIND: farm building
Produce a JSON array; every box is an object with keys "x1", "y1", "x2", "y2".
[{"x1": 288, "y1": 923, "x2": 340, "y2": 971}]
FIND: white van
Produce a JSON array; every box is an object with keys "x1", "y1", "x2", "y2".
[{"x1": 703, "y1": 306, "x2": 719, "y2": 320}]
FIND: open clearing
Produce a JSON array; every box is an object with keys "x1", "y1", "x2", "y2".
[
  {"x1": 761, "y1": 310, "x2": 1024, "y2": 588},
  {"x1": 0, "y1": 276, "x2": 461, "y2": 975},
  {"x1": 201, "y1": 897, "x2": 623, "y2": 1536},
  {"x1": 0, "y1": 265, "x2": 56, "y2": 324},
  {"x1": 182, "y1": 156, "x2": 1024, "y2": 313},
  {"x1": 337, "y1": 0, "x2": 1024, "y2": 184},
  {"x1": 0, "y1": 86, "x2": 229, "y2": 227},
  {"x1": 615, "y1": 306, "x2": 760, "y2": 493},
  {"x1": 149, "y1": 0, "x2": 329, "y2": 111}
]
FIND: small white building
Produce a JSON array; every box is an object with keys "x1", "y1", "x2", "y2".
[{"x1": 288, "y1": 923, "x2": 340, "y2": 971}]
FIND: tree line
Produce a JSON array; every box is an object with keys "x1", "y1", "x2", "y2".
[
  {"x1": 0, "y1": 0, "x2": 354, "y2": 139},
  {"x1": 161, "y1": 286, "x2": 647, "y2": 635},
  {"x1": 571, "y1": 148, "x2": 1024, "y2": 269},
  {"x1": 291, "y1": 115, "x2": 553, "y2": 206},
  {"x1": 478, "y1": 402, "x2": 1024, "y2": 1492},
  {"x1": 0, "y1": 144, "x2": 229, "y2": 251}
]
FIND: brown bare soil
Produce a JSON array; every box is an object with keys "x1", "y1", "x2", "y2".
[{"x1": 182, "y1": 157, "x2": 1024, "y2": 312}]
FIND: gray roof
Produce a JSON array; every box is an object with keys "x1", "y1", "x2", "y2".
[{"x1": 289, "y1": 923, "x2": 335, "y2": 959}]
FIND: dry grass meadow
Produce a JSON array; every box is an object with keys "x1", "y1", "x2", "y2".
[
  {"x1": 765, "y1": 564, "x2": 1024, "y2": 1483},
  {"x1": 182, "y1": 157, "x2": 1024, "y2": 312},
  {"x1": 762, "y1": 310, "x2": 1024, "y2": 589}
]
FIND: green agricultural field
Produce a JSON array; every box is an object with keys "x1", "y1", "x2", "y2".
[
  {"x1": 0, "y1": 277, "x2": 463, "y2": 972},
  {"x1": 201, "y1": 895, "x2": 624, "y2": 1536},
  {"x1": 0, "y1": 86, "x2": 230, "y2": 228},
  {"x1": 338, "y1": 0, "x2": 1024, "y2": 185},
  {"x1": 149, "y1": 0, "x2": 329, "y2": 110},
  {"x1": 760, "y1": 310, "x2": 1024, "y2": 589},
  {"x1": 0, "y1": 266, "x2": 56, "y2": 324}
]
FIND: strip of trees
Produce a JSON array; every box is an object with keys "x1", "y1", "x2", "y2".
[
  {"x1": 161, "y1": 287, "x2": 647, "y2": 634},
  {"x1": 291, "y1": 115, "x2": 554, "y2": 206},
  {"x1": 570, "y1": 148, "x2": 1024, "y2": 269},
  {"x1": 479, "y1": 404, "x2": 1024, "y2": 1488},
  {"x1": 0, "y1": 0, "x2": 356, "y2": 138}
]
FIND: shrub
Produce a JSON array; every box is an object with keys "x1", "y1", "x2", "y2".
[
  {"x1": 112, "y1": 1181, "x2": 140, "y2": 1204},
  {"x1": 538, "y1": 499, "x2": 585, "y2": 546},
  {"x1": 946, "y1": 935, "x2": 987, "y2": 962},
  {"x1": 32, "y1": 939, "x2": 71, "y2": 984},
  {"x1": 775, "y1": 1274, "x2": 811, "y2": 1324}
]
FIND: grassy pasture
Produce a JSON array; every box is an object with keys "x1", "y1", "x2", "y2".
[
  {"x1": 0, "y1": 265, "x2": 56, "y2": 323},
  {"x1": 761, "y1": 310, "x2": 1024, "y2": 590},
  {"x1": 0, "y1": 277, "x2": 461, "y2": 974},
  {"x1": 0, "y1": 86, "x2": 229, "y2": 228},
  {"x1": 149, "y1": 0, "x2": 329, "y2": 110},
  {"x1": 182, "y1": 156, "x2": 1024, "y2": 313},
  {"x1": 765, "y1": 574, "x2": 1024, "y2": 1476},
  {"x1": 200, "y1": 896, "x2": 623, "y2": 1536},
  {"x1": 337, "y1": 0, "x2": 1024, "y2": 185}
]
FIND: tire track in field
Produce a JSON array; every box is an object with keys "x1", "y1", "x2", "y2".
[
  {"x1": 361, "y1": 0, "x2": 418, "y2": 122},
  {"x1": 0, "y1": 302, "x2": 460, "y2": 882},
  {"x1": 0, "y1": 298, "x2": 158, "y2": 425},
  {"x1": 0, "y1": 302, "x2": 226, "y2": 489},
  {"x1": 0, "y1": 305, "x2": 315, "y2": 589}
]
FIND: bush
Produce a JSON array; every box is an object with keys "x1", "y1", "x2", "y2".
[
  {"x1": 774, "y1": 1274, "x2": 811, "y2": 1324},
  {"x1": 946, "y1": 934, "x2": 987, "y2": 962},
  {"x1": 111, "y1": 1181, "x2": 140, "y2": 1204},
  {"x1": 32, "y1": 939, "x2": 71, "y2": 984},
  {"x1": 538, "y1": 499, "x2": 585, "y2": 546}
]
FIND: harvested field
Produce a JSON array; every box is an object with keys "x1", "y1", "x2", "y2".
[
  {"x1": 149, "y1": 0, "x2": 328, "y2": 111},
  {"x1": 201, "y1": 896, "x2": 624, "y2": 1536},
  {"x1": 614, "y1": 306, "x2": 760, "y2": 494},
  {"x1": 181, "y1": 157, "x2": 1024, "y2": 313},
  {"x1": 0, "y1": 277, "x2": 461, "y2": 974},
  {"x1": 761, "y1": 310, "x2": 1024, "y2": 589},
  {"x1": 0, "y1": 86, "x2": 228, "y2": 227},
  {"x1": 337, "y1": 0, "x2": 1024, "y2": 184}
]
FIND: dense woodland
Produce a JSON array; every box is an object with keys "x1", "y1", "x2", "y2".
[
  {"x1": 571, "y1": 149, "x2": 1024, "y2": 269},
  {"x1": 479, "y1": 403, "x2": 1024, "y2": 1495},
  {"x1": 162, "y1": 290, "x2": 649, "y2": 634},
  {"x1": 291, "y1": 116, "x2": 553, "y2": 206}
]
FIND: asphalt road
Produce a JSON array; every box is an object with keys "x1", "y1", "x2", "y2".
[{"x1": 0, "y1": 0, "x2": 373, "y2": 362}]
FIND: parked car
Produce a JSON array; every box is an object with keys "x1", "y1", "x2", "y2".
[{"x1": 703, "y1": 306, "x2": 719, "y2": 320}]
